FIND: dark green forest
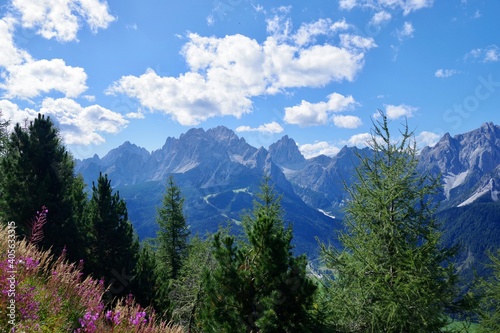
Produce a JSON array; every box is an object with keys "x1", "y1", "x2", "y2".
[{"x1": 1, "y1": 112, "x2": 500, "y2": 332}]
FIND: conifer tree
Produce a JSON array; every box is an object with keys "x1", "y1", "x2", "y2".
[
  {"x1": 156, "y1": 175, "x2": 190, "y2": 281},
  {"x1": 85, "y1": 172, "x2": 139, "y2": 298},
  {"x1": 201, "y1": 179, "x2": 317, "y2": 332},
  {"x1": 0, "y1": 114, "x2": 88, "y2": 262},
  {"x1": 478, "y1": 249, "x2": 500, "y2": 332},
  {"x1": 320, "y1": 112, "x2": 463, "y2": 332},
  {"x1": 131, "y1": 242, "x2": 160, "y2": 308},
  {"x1": 170, "y1": 235, "x2": 216, "y2": 332}
]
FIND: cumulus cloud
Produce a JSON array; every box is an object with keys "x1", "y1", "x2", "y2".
[
  {"x1": 39, "y1": 97, "x2": 128, "y2": 145},
  {"x1": 0, "y1": 99, "x2": 38, "y2": 129},
  {"x1": 11, "y1": 0, "x2": 115, "y2": 42},
  {"x1": 0, "y1": 16, "x2": 32, "y2": 68},
  {"x1": 109, "y1": 14, "x2": 375, "y2": 126},
  {"x1": 1, "y1": 59, "x2": 88, "y2": 99},
  {"x1": 0, "y1": 98, "x2": 128, "y2": 145},
  {"x1": 235, "y1": 121, "x2": 284, "y2": 134},
  {"x1": 416, "y1": 131, "x2": 440, "y2": 148},
  {"x1": 332, "y1": 115, "x2": 362, "y2": 128},
  {"x1": 385, "y1": 103, "x2": 417, "y2": 119},
  {"x1": 284, "y1": 93, "x2": 357, "y2": 126},
  {"x1": 347, "y1": 132, "x2": 372, "y2": 147},
  {"x1": 435, "y1": 68, "x2": 459, "y2": 78},
  {"x1": 299, "y1": 141, "x2": 340, "y2": 158}
]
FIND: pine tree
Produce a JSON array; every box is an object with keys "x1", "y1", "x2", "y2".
[
  {"x1": 320, "y1": 112, "x2": 463, "y2": 332},
  {"x1": 0, "y1": 114, "x2": 88, "y2": 262},
  {"x1": 85, "y1": 172, "x2": 139, "y2": 299},
  {"x1": 131, "y1": 242, "x2": 160, "y2": 308},
  {"x1": 201, "y1": 179, "x2": 317, "y2": 332},
  {"x1": 156, "y1": 175, "x2": 190, "y2": 281}
]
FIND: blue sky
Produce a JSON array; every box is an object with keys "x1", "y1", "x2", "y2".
[{"x1": 1, "y1": 0, "x2": 499, "y2": 159}]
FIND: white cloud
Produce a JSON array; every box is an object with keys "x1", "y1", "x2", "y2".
[
  {"x1": 340, "y1": 34, "x2": 377, "y2": 51},
  {"x1": 109, "y1": 15, "x2": 374, "y2": 126},
  {"x1": 284, "y1": 92, "x2": 357, "y2": 126},
  {"x1": 299, "y1": 141, "x2": 340, "y2": 158},
  {"x1": 332, "y1": 115, "x2": 362, "y2": 128},
  {"x1": 385, "y1": 103, "x2": 417, "y2": 119},
  {"x1": 416, "y1": 131, "x2": 440, "y2": 148},
  {"x1": 40, "y1": 97, "x2": 128, "y2": 145},
  {"x1": 339, "y1": 0, "x2": 434, "y2": 15},
  {"x1": 0, "y1": 16, "x2": 32, "y2": 68},
  {"x1": 347, "y1": 132, "x2": 372, "y2": 147},
  {"x1": 396, "y1": 21, "x2": 414, "y2": 40},
  {"x1": 125, "y1": 111, "x2": 145, "y2": 119},
  {"x1": 293, "y1": 18, "x2": 350, "y2": 46},
  {"x1": 235, "y1": 121, "x2": 284, "y2": 134},
  {"x1": 465, "y1": 45, "x2": 499, "y2": 63},
  {"x1": 1, "y1": 59, "x2": 88, "y2": 99},
  {"x1": 0, "y1": 98, "x2": 130, "y2": 145},
  {"x1": 11, "y1": 0, "x2": 115, "y2": 42},
  {"x1": 0, "y1": 99, "x2": 38, "y2": 130},
  {"x1": 370, "y1": 10, "x2": 392, "y2": 26},
  {"x1": 435, "y1": 68, "x2": 459, "y2": 78}
]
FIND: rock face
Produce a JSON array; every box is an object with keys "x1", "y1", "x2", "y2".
[
  {"x1": 75, "y1": 126, "x2": 340, "y2": 256},
  {"x1": 74, "y1": 123, "x2": 500, "y2": 256},
  {"x1": 418, "y1": 122, "x2": 500, "y2": 208}
]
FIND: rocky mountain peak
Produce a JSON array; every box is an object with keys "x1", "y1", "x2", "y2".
[{"x1": 268, "y1": 135, "x2": 306, "y2": 170}]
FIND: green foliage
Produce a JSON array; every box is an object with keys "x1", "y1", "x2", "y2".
[
  {"x1": 201, "y1": 179, "x2": 318, "y2": 332},
  {"x1": 320, "y1": 113, "x2": 465, "y2": 332},
  {"x1": 85, "y1": 172, "x2": 139, "y2": 299},
  {"x1": 477, "y1": 249, "x2": 500, "y2": 332},
  {"x1": 156, "y1": 175, "x2": 190, "y2": 281},
  {"x1": 131, "y1": 242, "x2": 159, "y2": 308},
  {"x1": 0, "y1": 114, "x2": 88, "y2": 262},
  {"x1": 170, "y1": 234, "x2": 216, "y2": 332}
]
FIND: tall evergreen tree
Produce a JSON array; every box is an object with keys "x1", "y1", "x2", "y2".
[
  {"x1": 170, "y1": 234, "x2": 217, "y2": 332},
  {"x1": 201, "y1": 179, "x2": 317, "y2": 333},
  {"x1": 0, "y1": 114, "x2": 88, "y2": 262},
  {"x1": 156, "y1": 175, "x2": 190, "y2": 281},
  {"x1": 131, "y1": 242, "x2": 160, "y2": 308},
  {"x1": 478, "y1": 249, "x2": 500, "y2": 332},
  {"x1": 85, "y1": 172, "x2": 139, "y2": 298},
  {"x1": 320, "y1": 112, "x2": 463, "y2": 332}
]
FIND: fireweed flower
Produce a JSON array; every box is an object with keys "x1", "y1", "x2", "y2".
[{"x1": 130, "y1": 311, "x2": 147, "y2": 326}]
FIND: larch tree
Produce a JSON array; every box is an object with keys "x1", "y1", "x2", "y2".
[
  {"x1": 201, "y1": 179, "x2": 318, "y2": 333},
  {"x1": 320, "y1": 112, "x2": 465, "y2": 332}
]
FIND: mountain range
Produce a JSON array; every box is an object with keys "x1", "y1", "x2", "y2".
[{"x1": 75, "y1": 123, "x2": 500, "y2": 266}]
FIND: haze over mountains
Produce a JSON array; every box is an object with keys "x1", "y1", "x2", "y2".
[{"x1": 75, "y1": 123, "x2": 500, "y2": 260}]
